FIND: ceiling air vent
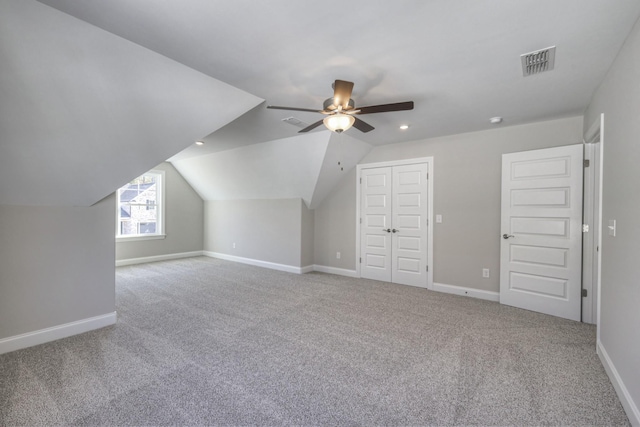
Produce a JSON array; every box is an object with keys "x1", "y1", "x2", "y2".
[
  {"x1": 282, "y1": 116, "x2": 309, "y2": 129},
  {"x1": 521, "y1": 46, "x2": 556, "y2": 76}
]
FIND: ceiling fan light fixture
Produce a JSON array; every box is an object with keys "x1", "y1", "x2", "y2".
[
  {"x1": 323, "y1": 113, "x2": 355, "y2": 133},
  {"x1": 267, "y1": 79, "x2": 413, "y2": 134}
]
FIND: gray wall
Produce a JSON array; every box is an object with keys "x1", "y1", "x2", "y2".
[
  {"x1": 204, "y1": 198, "x2": 306, "y2": 267},
  {"x1": 116, "y1": 162, "x2": 204, "y2": 261},
  {"x1": 300, "y1": 202, "x2": 315, "y2": 268},
  {"x1": 584, "y1": 16, "x2": 640, "y2": 417},
  {"x1": 314, "y1": 169, "x2": 358, "y2": 270},
  {"x1": 0, "y1": 196, "x2": 115, "y2": 339},
  {"x1": 313, "y1": 116, "x2": 584, "y2": 291}
]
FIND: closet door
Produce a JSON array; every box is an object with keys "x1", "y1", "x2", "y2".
[
  {"x1": 360, "y1": 163, "x2": 429, "y2": 288},
  {"x1": 392, "y1": 163, "x2": 429, "y2": 288},
  {"x1": 360, "y1": 167, "x2": 392, "y2": 282}
]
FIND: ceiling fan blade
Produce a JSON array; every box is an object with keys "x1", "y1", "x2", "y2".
[
  {"x1": 352, "y1": 117, "x2": 375, "y2": 133},
  {"x1": 298, "y1": 119, "x2": 325, "y2": 133},
  {"x1": 267, "y1": 105, "x2": 323, "y2": 113},
  {"x1": 356, "y1": 101, "x2": 414, "y2": 115},
  {"x1": 333, "y1": 80, "x2": 354, "y2": 110}
]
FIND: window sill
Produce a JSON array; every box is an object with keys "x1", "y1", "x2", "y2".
[{"x1": 116, "y1": 234, "x2": 166, "y2": 242}]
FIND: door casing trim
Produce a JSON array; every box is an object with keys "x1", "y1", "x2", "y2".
[{"x1": 583, "y1": 114, "x2": 604, "y2": 331}]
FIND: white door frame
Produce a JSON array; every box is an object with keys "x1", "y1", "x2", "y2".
[
  {"x1": 356, "y1": 157, "x2": 434, "y2": 289},
  {"x1": 583, "y1": 114, "x2": 605, "y2": 330}
]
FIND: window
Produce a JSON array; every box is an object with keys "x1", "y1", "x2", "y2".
[{"x1": 116, "y1": 170, "x2": 165, "y2": 240}]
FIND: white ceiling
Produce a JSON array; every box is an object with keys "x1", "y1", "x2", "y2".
[
  {"x1": 171, "y1": 131, "x2": 372, "y2": 209},
  {"x1": 173, "y1": 132, "x2": 331, "y2": 207},
  {"x1": 4, "y1": 1, "x2": 640, "y2": 207},
  {"x1": 36, "y1": 0, "x2": 640, "y2": 148},
  {"x1": 0, "y1": 1, "x2": 261, "y2": 206}
]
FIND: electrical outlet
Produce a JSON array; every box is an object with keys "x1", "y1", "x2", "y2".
[
  {"x1": 233, "y1": 242, "x2": 236, "y2": 249},
  {"x1": 336, "y1": 252, "x2": 341, "y2": 259},
  {"x1": 482, "y1": 268, "x2": 490, "y2": 278},
  {"x1": 436, "y1": 214, "x2": 443, "y2": 223}
]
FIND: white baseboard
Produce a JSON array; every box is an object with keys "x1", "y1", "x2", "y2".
[
  {"x1": 204, "y1": 251, "x2": 309, "y2": 274},
  {"x1": 597, "y1": 340, "x2": 640, "y2": 426},
  {"x1": 433, "y1": 282, "x2": 500, "y2": 302},
  {"x1": 313, "y1": 265, "x2": 359, "y2": 278},
  {"x1": 116, "y1": 250, "x2": 203, "y2": 267},
  {"x1": 300, "y1": 265, "x2": 315, "y2": 274},
  {"x1": 0, "y1": 311, "x2": 117, "y2": 355}
]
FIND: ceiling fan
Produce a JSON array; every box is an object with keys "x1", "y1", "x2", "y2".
[{"x1": 267, "y1": 79, "x2": 414, "y2": 134}]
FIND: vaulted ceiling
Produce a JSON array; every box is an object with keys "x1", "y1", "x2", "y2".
[
  {"x1": 3, "y1": 1, "x2": 640, "y2": 207},
  {"x1": 172, "y1": 132, "x2": 372, "y2": 209},
  {"x1": 37, "y1": 0, "x2": 640, "y2": 146},
  {"x1": 0, "y1": 1, "x2": 261, "y2": 206}
]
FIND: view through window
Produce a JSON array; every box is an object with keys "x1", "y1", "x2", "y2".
[{"x1": 116, "y1": 171, "x2": 164, "y2": 237}]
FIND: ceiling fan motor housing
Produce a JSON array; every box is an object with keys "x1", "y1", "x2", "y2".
[{"x1": 323, "y1": 97, "x2": 355, "y2": 112}]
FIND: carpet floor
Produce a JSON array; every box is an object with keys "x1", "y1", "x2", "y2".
[{"x1": 0, "y1": 256, "x2": 629, "y2": 426}]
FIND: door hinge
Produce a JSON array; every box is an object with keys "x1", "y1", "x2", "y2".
[
  {"x1": 359, "y1": 177, "x2": 362, "y2": 184},
  {"x1": 426, "y1": 218, "x2": 429, "y2": 226},
  {"x1": 359, "y1": 257, "x2": 362, "y2": 263},
  {"x1": 582, "y1": 289, "x2": 588, "y2": 297},
  {"x1": 583, "y1": 224, "x2": 589, "y2": 233},
  {"x1": 360, "y1": 218, "x2": 362, "y2": 224},
  {"x1": 426, "y1": 173, "x2": 429, "y2": 180},
  {"x1": 584, "y1": 159, "x2": 590, "y2": 167},
  {"x1": 426, "y1": 265, "x2": 429, "y2": 272}
]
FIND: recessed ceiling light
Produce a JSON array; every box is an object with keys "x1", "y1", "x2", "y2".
[
  {"x1": 399, "y1": 124, "x2": 409, "y2": 130},
  {"x1": 195, "y1": 140, "x2": 204, "y2": 145},
  {"x1": 489, "y1": 117, "x2": 503, "y2": 124}
]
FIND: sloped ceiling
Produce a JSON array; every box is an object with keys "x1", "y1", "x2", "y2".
[
  {"x1": 309, "y1": 133, "x2": 372, "y2": 209},
  {"x1": 5, "y1": 1, "x2": 640, "y2": 208},
  {"x1": 0, "y1": 1, "x2": 261, "y2": 206},
  {"x1": 36, "y1": 0, "x2": 640, "y2": 146},
  {"x1": 171, "y1": 131, "x2": 372, "y2": 208},
  {"x1": 169, "y1": 102, "x2": 290, "y2": 162}
]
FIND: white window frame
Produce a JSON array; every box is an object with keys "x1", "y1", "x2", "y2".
[{"x1": 116, "y1": 169, "x2": 166, "y2": 241}]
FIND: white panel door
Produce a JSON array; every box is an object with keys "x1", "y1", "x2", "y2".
[
  {"x1": 360, "y1": 163, "x2": 428, "y2": 288},
  {"x1": 392, "y1": 163, "x2": 428, "y2": 288},
  {"x1": 500, "y1": 144, "x2": 583, "y2": 321},
  {"x1": 360, "y1": 167, "x2": 392, "y2": 282}
]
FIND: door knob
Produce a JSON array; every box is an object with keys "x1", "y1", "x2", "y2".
[
  {"x1": 382, "y1": 228, "x2": 391, "y2": 233},
  {"x1": 503, "y1": 234, "x2": 515, "y2": 239},
  {"x1": 392, "y1": 229, "x2": 399, "y2": 233}
]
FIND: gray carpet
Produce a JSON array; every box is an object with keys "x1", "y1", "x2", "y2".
[{"x1": 0, "y1": 256, "x2": 629, "y2": 426}]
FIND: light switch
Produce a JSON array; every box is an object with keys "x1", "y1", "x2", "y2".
[
  {"x1": 436, "y1": 214, "x2": 442, "y2": 223},
  {"x1": 608, "y1": 220, "x2": 616, "y2": 237}
]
